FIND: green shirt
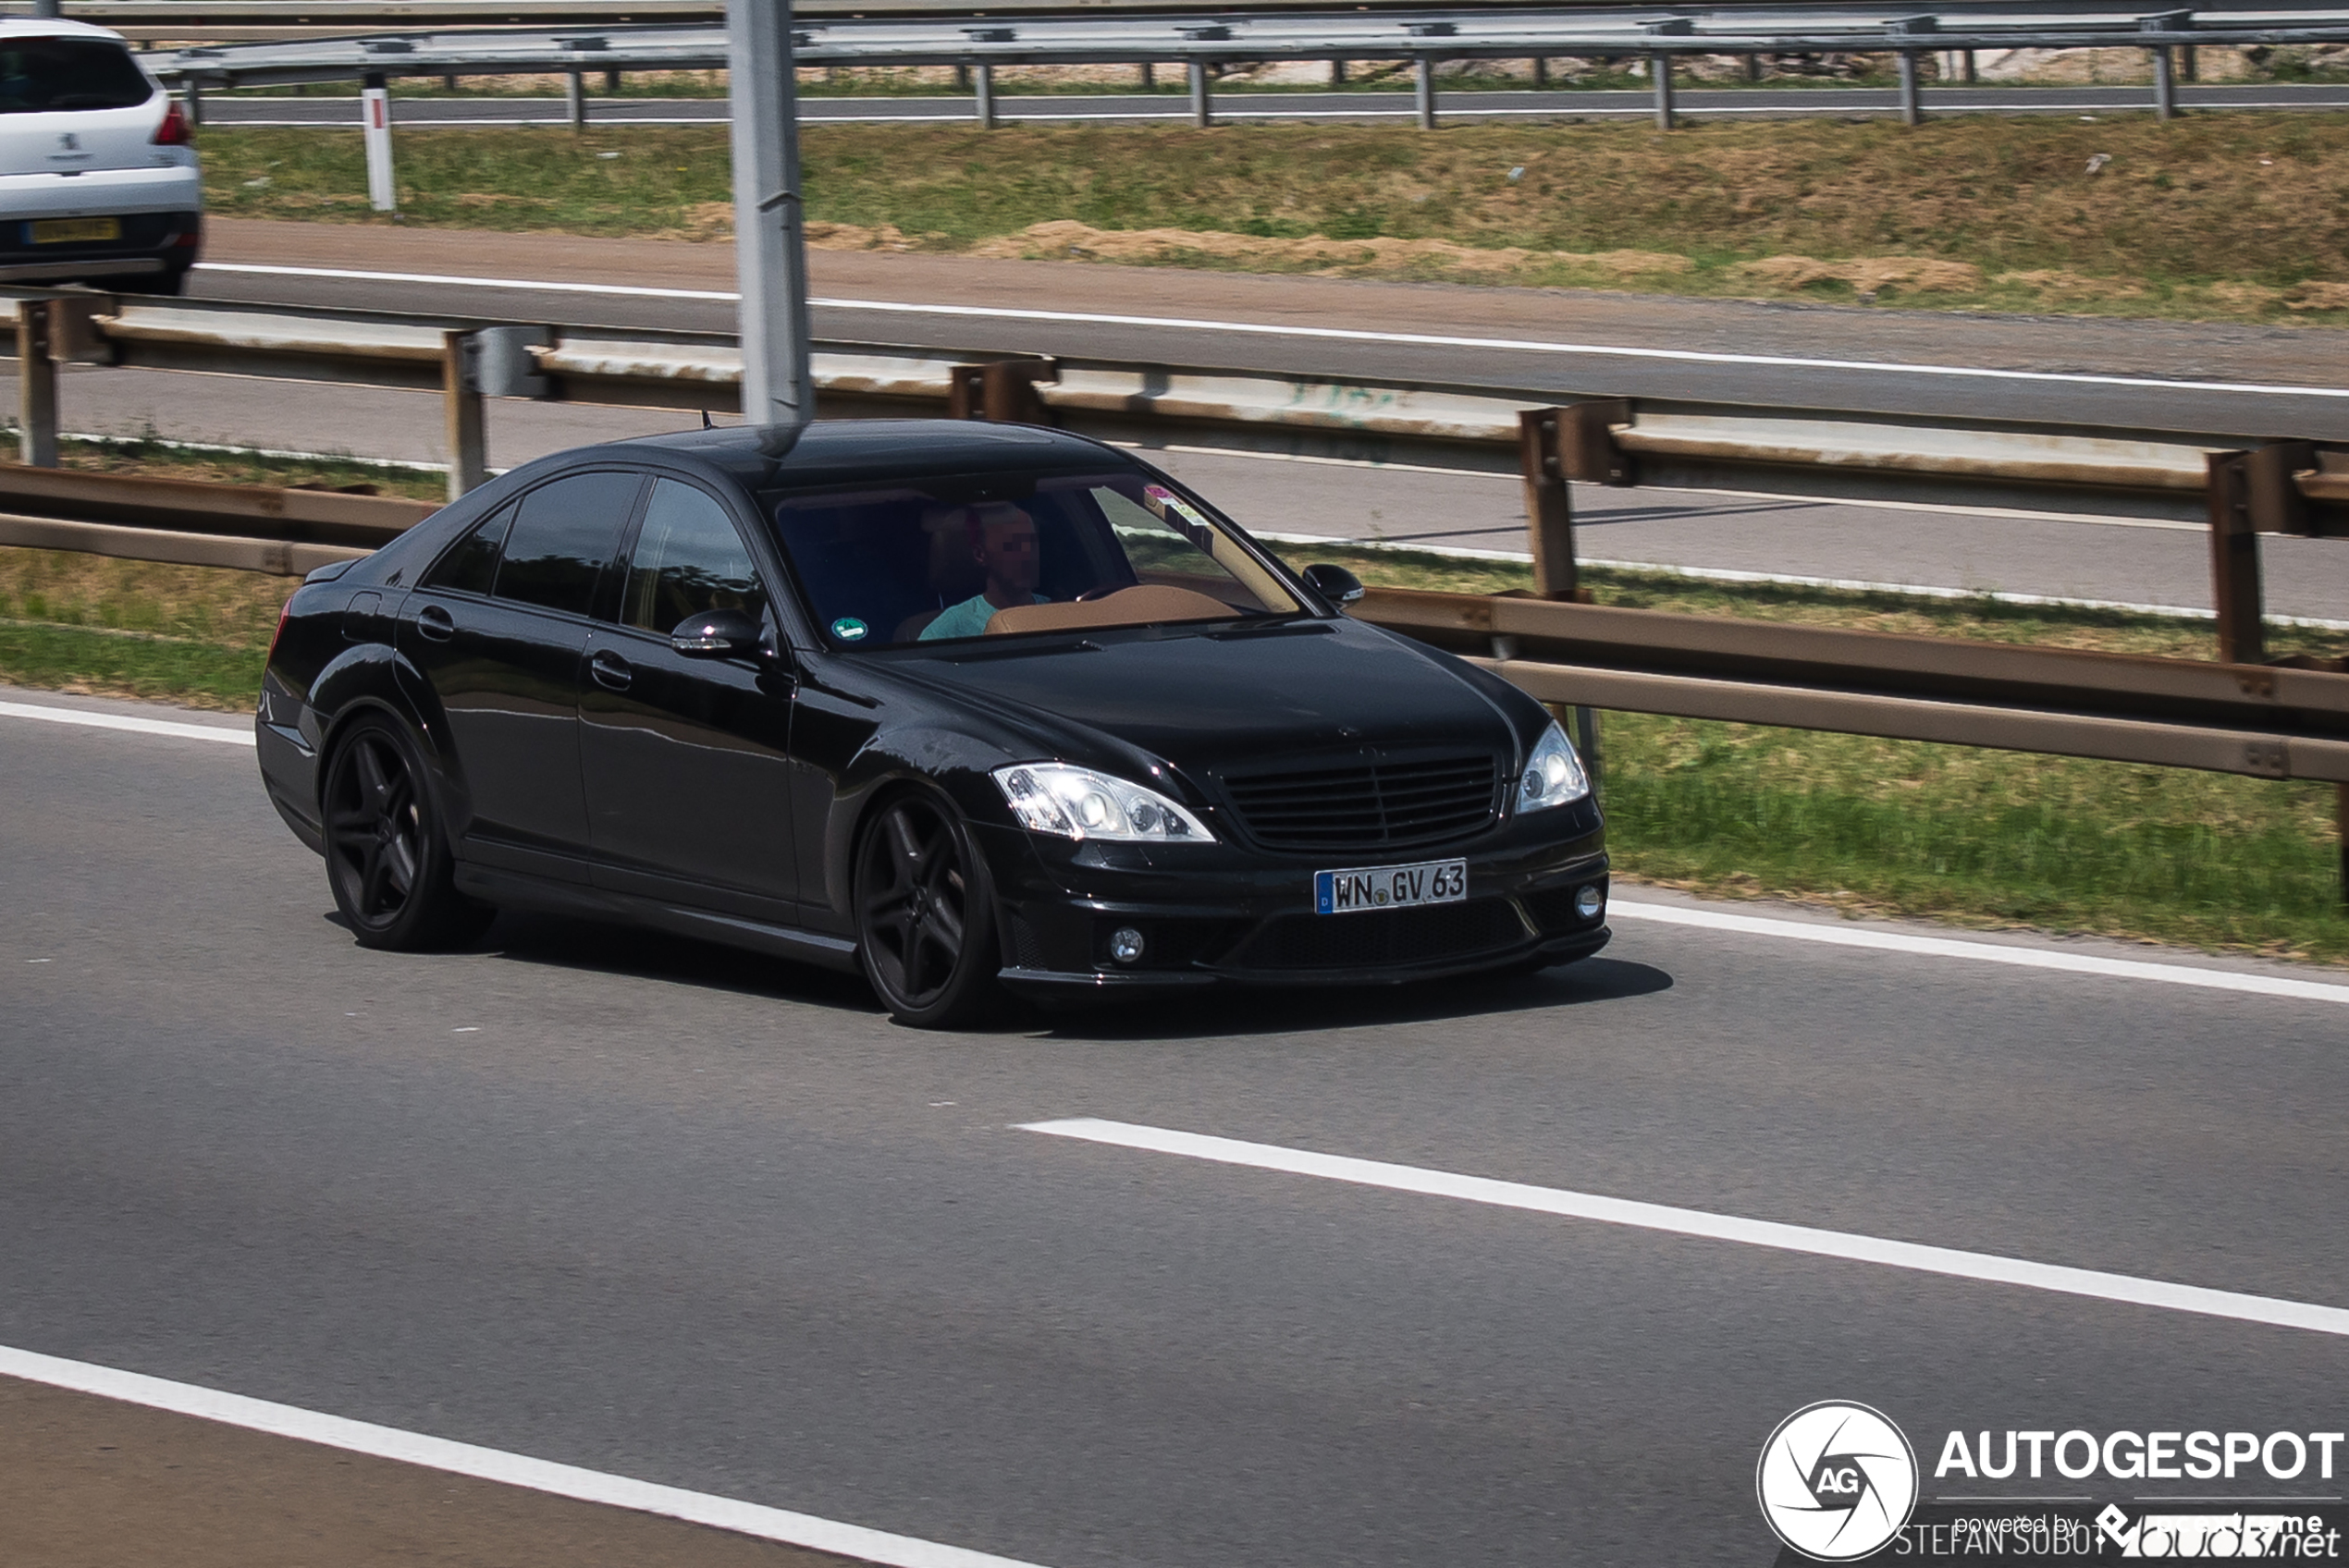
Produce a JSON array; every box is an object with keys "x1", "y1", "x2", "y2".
[{"x1": 916, "y1": 592, "x2": 1047, "y2": 642}]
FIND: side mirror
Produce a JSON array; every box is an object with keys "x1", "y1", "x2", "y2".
[
  {"x1": 1302, "y1": 563, "x2": 1366, "y2": 606},
  {"x1": 670, "y1": 607, "x2": 763, "y2": 658}
]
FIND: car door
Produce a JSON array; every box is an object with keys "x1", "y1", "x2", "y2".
[
  {"x1": 579, "y1": 474, "x2": 803, "y2": 920},
  {"x1": 398, "y1": 468, "x2": 644, "y2": 883}
]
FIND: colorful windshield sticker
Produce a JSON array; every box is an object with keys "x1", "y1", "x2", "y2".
[
  {"x1": 1143, "y1": 484, "x2": 1216, "y2": 550},
  {"x1": 830, "y1": 617, "x2": 869, "y2": 642}
]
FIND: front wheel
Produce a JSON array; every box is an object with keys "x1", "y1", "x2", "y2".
[
  {"x1": 855, "y1": 790, "x2": 1002, "y2": 1029},
  {"x1": 321, "y1": 715, "x2": 492, "y2": 951}
]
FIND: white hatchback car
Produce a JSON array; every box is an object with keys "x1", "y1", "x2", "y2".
[{"x1": 1, "y1": 18, "x2": 200, "y2": 293}]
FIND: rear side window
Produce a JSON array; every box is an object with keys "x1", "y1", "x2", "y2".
[
  {"x1": 621, "y1": 479, "x2": 767, "y2": 632},
  {"x1": 422, "y1": 502, "x2": 513, "y2": 595},
  {"x1": 0, "y1": 39, "x2": 153, "y2": 114},
  {"x1": 493, "y1": 470, "x2": 643, "y2": 619}
]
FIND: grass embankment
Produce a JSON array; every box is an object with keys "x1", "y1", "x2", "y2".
[
  {"x1": 202, "y1": 116, "x2": 2349, "y2": 321},
  {"x1": 6, "y1": 496, "x2": 2343, "y2": 963},
  {"x1": 0, "y1": 443, "x2": 437, "y2": 706}
]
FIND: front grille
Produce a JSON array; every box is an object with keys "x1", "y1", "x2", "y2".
[
  {"x1": 1232, "y1": 898, "x2": 1530, "y2": 972},
  {"x1": 1220, "y1": 753, "x2": 1497, "y2": 851}
]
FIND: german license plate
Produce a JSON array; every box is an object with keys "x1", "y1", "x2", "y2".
[
  {"x1": 1314, "y1": 858, "x2": 1468, "y2": 915},
  {"x1": 29, "y1": 217, "x2": 121, "y2": 244}
]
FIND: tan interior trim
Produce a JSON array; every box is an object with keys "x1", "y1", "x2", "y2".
[{"x1": 986, "y1": 584, "x2": 1238, "y2": 636}]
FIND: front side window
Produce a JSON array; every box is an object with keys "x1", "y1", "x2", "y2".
[
  {"x1": 621, "y1": 479, "x2": 768, "y2": 632},
  {"x1": 0, "y1": 39, "x2": 153, "y2": 114},
  {"x1": 493, "y1": 471, "x2": 643, "y2": 619},
  {"x1": 763, "y1": 471, "x2": 1300, "y2": 648}
]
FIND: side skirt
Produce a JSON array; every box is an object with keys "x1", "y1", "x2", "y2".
[{"x1": 452, "y1": 864, "x2": 862, "y2": 974}]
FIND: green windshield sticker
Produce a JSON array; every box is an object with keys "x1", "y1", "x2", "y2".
[{"x1": 830, "y1": 617, "x2": 869, "y2": 642}]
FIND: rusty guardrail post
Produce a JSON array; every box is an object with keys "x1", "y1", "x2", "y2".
[
  {"x1": 948, "y1": 360, "x2": 1057, "y2": 425},
  {"x1": 2338, "y1": 781, "x2": 2349, "y2": 910},
  {"x1": 442, "y1": 330, "x2": 487, "y2": 500},
  {"x1": 2248, "y1": 441, "x2": 2318, "y2": 539},
  {"x1": 944, "y1": 362, "x2": 986, "y2": 420},
  {"x1": 983, "y1": 359, "x2": 1056, "y2": 423},
  {"x1": 2206, "y1": 450, "x2": 2264, "y2": 666},
  {"x1": 1517, "y1": 409, "x2": 1580, "y2": 601},
  {"x1": 16, "y1": 300, "x2": 58, "y2": 469},
  {"x1": 1558, "y1": 399, "x2": 1634, "y2": 487}
]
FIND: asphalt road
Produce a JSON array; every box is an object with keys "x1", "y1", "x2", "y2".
[
  {"x1": 185, "y1": 220, "x2": 2349, "y2": 442},
  {"x1": 4, "y1": 692, "x2": 2346, "y2": 1566},
  {"x1": 203, "y1": 81, "x2": 2349, "y2": 129}
]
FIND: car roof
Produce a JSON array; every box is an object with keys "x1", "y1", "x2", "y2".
[
  {"x1": 0, "y1": 18, "x2": 131, "y2": 41},
  {"x1": 586, "y1": 419, "x2": 1128, "y2": 491}
]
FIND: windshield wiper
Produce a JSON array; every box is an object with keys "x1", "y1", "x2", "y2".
[
  {"x1": 1202, "y1": 619, "x2": 1334, "y2": 641},
  {"x1": 942, "y1": 638, "x2": 1103, "y2": 662}
]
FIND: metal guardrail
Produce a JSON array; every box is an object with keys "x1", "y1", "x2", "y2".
[
  {"x1": 9, "y1": 286, "x2": 2338, "y2": 635},
  {"x1": 6, "y1": 288, "x2": 2258, "y2": 510},
  {"x1": 4, "y1": 460, "x2": 2343, "y2": 783},
  {"x1": 4, "y1": 449, "x2": 2344, "y2": 891},
  {"x1": 123, "y1": 6, "x2": 2349, "y2": 129}
]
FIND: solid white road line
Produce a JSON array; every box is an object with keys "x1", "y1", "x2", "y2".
[
  {"x1": 1020, "y1": 1118, "x2": 2349, "y2": 1340},
  {"x1": 1606, "y1": 899, "x2": 2349, "y2": 1007},
  {"x1": 193, "y1": 263, "x2": 2349, "y2": 401},
  {"x1": 0, "y1": 699, "x2": 253, "y2": 747},
  {"x1": 0, "y1": 1342, "x2": 1054, "y2": 1568}
]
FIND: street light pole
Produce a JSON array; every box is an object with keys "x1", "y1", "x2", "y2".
[{"x1": 727, "y1": 0, "x2": 812, "y2": 433}]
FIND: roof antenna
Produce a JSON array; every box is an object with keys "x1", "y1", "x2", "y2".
[{"x1": 700, "y1": 409, "x2": 714, "y2": 429}]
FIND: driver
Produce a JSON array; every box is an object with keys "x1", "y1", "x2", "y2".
[{"x1": 918, "y1": 502, "x2": 1049, "y2": 640}]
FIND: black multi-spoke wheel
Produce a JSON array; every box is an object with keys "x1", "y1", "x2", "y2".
[
  {"x1": 322, "y1": 716, "x2": 491, "y2": 951},
  {"x1": 855, "y1": 790, "x2": 1001, "y2": 1028}
]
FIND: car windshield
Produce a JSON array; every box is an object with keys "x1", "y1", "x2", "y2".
[
  {"x1": 0, "y1": 38, "x2": 153, "y2": 114},
  {"x1": 764, "y1": 470, "x2": 1305, "y2": 648}
]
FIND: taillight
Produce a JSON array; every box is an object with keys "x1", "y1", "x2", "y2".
[
  {"x1": 152, "y1": 100, "x2": 192, "y2": 146},
  {"x1": 270, "y1": 594, "x2": 294, "y2": 655}
]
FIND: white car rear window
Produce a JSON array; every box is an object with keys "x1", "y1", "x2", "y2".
[{"x1": 1, "y1": 36, "x2": 152, "y2": 114}]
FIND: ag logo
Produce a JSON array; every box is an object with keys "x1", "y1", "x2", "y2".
[{"x1": 1756, "y1": 1402, "x2": 1919, "y2": 1562}]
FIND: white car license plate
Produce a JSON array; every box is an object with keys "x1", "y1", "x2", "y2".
[
  {"x1": 1314, "y1": 858, "x2": 1467, "y2": 915},
  {"x1": 29, "y1": 217, "x2": 122, "y2": 245}
]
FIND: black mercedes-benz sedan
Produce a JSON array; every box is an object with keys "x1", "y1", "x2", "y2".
[{"x1": 256, "y1": 420, "x2": 1609, "y2": 1026}]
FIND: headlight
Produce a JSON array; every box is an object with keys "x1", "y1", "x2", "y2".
[
  {"x1": 991, "y1": 763, "x2": 1217, "y2": 844},
  {"x1": 1517, "y1": 720, "x2": 1591, "y2": 813}
]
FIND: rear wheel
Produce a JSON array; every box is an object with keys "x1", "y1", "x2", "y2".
[
  {"x1": 322, "y1": 715, "x2": 492, "y2": 951},
  {"x1": 855, "y1": 790, "x2": 1002, "y2": 1029}
]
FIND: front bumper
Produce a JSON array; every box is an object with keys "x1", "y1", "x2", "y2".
[{"x1": 978, "y1": 801, "x2": 1611, "y2": 996}]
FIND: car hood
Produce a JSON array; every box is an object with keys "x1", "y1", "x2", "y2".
[{"x1": 879, "y1": 618, "x2": 1523, "y2": 779}]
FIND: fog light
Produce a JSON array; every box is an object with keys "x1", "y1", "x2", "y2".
[
  {"x1": 1575, "y1": 884, "x2": 1605, "y2": 921},
  {"x1": 1109, "y1": 926, "x2": 1146, "y2": 964}
]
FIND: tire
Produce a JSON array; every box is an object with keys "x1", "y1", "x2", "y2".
[
  {"x1": 321, "y1": 714, "x2": 493, "y2": 951},
  {"x1": 854, "y1": 789, "x2": 1002, "y2": 1029},
  {"x1": 123, "y1": 268, "x2": 188, "y2": 297}
]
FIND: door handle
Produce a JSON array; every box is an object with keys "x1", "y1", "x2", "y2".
[
  {"x1": 589, "y1": 649, "x2": 633, "y2": 692},
  {"x1": 414, "y1": 604, "x2": 454, "y2": 643}
]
